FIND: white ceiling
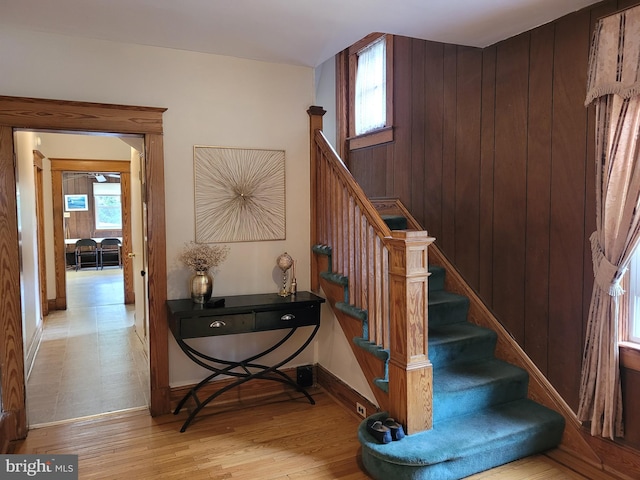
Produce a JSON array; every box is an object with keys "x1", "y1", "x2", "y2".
[{"x1": 1, "y1": 0, "x2": 601, "y2": 67}]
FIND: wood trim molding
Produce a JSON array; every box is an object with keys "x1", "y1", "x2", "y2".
[
  {"x1": 50, "y1": 158, "x2": 131, "y2": 172},
  {"x1": 34, "y1": 150, "x2": 48, "y2": 318},
  {"x1": 0, "y1": 124, "x2": 26, "y2": 440},
  {"x1": 0, "y1": 96, "x2": 169, "y2": 443},
  {"x1": 0, "y1": 96, "x2": 165, "y2": 135},
  {"x1": 316, "y1": 364, "x2": 379, "y2": 420},
  {"x1": 620, "y1": 343, "x2": 640, "y2": 372}
]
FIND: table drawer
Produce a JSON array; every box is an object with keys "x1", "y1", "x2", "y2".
[
  {"x1": 181, "y1": 313, "x2": 255, "y2": 338},
  {"x1": 255, "y1": 304, "x2": 320, "y2": 331}
]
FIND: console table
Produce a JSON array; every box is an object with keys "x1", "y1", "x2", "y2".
[{"x1": 167, "y1": 291, "x2": 325, "y2": 432}]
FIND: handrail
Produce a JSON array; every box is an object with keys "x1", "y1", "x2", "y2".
[{"x1": 308, "y1": 107, "x2": 434, "y2": 434}]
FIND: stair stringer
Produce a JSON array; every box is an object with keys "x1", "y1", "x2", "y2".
[{"x1": 313, "y1": 245, "x2": 390, "y2": 411}]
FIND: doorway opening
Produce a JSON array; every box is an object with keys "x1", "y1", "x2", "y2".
[{"x1": 15, "y1": 130, "x2": 150, "y2": 426}]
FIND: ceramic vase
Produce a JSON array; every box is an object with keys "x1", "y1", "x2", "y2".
[{"x1": 190, "y1": 270, "x2": 213, "y2": 304}]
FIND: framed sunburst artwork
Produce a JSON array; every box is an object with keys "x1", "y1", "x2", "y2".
[{"x1": 193, "y1": 146, "x2": 285, "y2": 243}]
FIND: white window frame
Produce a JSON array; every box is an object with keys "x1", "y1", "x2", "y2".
[
  {"x1": 93, "y1": 182, "x2": 122, "y2": 230},
  {"x1": 347, "y1": 33, "x2": 394, "y2": 151},
  {"x1": 628, "y1": 250, "x2": 640, "y2": 344}
]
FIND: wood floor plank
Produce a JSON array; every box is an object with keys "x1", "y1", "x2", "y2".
[{"x1": 12, "y1": 388, "x2": 587, "y2": 479}]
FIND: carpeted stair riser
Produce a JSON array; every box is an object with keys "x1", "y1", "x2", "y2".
[
  {"x1": 428, "y1": 290, "x2": 470, "y2": 326},
  {"x1": 428, "y1": 323, "x2": 497, "y2": 367},
  {"x1": 432, "y1": 359, "x2": 529, "y2": 423},
  {"x1": 428, "y1": 265, "x2": 446, "y2": 292}
]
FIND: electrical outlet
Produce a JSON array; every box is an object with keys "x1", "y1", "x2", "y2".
[{"x1": 356, "y1": 402, "x2": 366, "y2": 418}]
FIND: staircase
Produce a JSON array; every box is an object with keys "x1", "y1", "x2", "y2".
[
  {"x1": 356, "y1": 260, "x2": 565, "y2": 479},
  {"x1": 307, "y1": 107, "x2": 565, "y2": 479}
]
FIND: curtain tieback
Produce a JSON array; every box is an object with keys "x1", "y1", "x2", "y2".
[{"x1": 590, "y1": 232, "x2": 626, "y2": 296}]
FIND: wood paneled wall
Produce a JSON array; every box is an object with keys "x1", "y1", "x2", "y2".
[
  {"x1": 63, "y1": 173, "x2": 122, "y2": 240},
  {"x1": 347, "y1": 0, "x2": 640, "y2": 445}
]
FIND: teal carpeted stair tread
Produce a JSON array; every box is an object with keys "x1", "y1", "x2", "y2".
[
  {"x1": 428, "y1": 322, "x2": 497, "y2": 368},
  {"x1": 428, "y1": 290, "x2": 469, "y2": 326},
  {"x1": 428, "y1": 265, "x2": 446, "y2": 292},
  {"x1": 373, "y1": 378, "x2": 389, "y2": 393},
  {"x1": 359, "y1": 399, "x2": 565, "y2": 480},
  {"x1": 337, "y1": 302, "x2": 367, "y2": 322},
  {"x1": 320, "y1": 270, "x2": 348, "y2": 286},
  {"x1": 433, "y1": 359, "x2": 529, "y2": 423},
  {"x1": 353, "y1": 337, "x2": 390, "y2": 361},
  {"x1": 382, "y1": 214, "x2": 408, "y2": 230},
  {"x1": 312, "y1": 244, "x2": 332, "y2": 256}
]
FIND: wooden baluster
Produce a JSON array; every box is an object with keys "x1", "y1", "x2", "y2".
[{"x1": 386, "y1": 230, "x2": 435, "y2": 435}]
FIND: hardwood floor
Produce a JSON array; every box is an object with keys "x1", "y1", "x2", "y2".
[
  {"x1": 12, "y1": 388, "x2": 586, "y2": 479},
  {"x1": 26, "y1": 269, "x2": 148, "y2": 425}
]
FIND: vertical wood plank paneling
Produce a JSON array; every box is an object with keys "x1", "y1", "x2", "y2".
[
  {"x1": 383, "y1": 144, "x2": 395, "y2": 197},
  {"x1": 548, "y1": 9, "x2": 591, "y2": 409},
  {"x1": 350, "y1": 148, "x2": 386, "y2": 197},
  {"x1": 0, "y1": 125, "x2": 27, "y2": 439},
  {"x1": 454, "y1": 46, "x2": 483, "y2": 288},
  {"x1": 479, "y1": 47, "x2": 497, "y2": 304},
  {"x1": 393, "y1": 36, "x2": 413, "y2": 208},
  {"x1": 410, "y1": 38, "x2": 426, "y2": 224},
  {"x1": 441, "y1": 44, "x2": 458, "y2": 256},
  {"x1": 492, "y1": 34, "x2": 530, "y2": 343},
  {"x1": 424, "y1": 42, "x2": 445, "y2": 237},
  {"x1": 524, "y1": 24, "x2": 555, "y2": 373}
]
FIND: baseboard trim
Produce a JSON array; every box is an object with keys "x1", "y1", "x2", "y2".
[
  {"x1": 0, "y1": 414, "x2": 9, "y2": 453},
  {"x1": 169, "y1": 366, "x2": 315, "y2": 412},
  {"x1": 24, "y1": 322, "x2": 43, "y2": 381},
  {"x1": 546, "y1": 446, "x2": 630, "y2": 480},
  {"x1": 315, "y1": 364, "x2": 379, "y2": 420}
]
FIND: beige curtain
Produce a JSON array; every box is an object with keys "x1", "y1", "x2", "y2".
[{"x1": 579, "y1": 6, "x2": 640, "y2": 439}]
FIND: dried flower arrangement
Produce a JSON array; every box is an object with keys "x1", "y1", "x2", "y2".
[{"x1": 179, "y1": 241, "x2": 230, "y2": 272}]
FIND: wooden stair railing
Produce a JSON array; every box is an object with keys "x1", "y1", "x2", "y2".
[{"x1": 308, "y1": 106, "x2": 435, "y2": 434}]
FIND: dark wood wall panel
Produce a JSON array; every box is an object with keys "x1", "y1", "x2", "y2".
[
  {"x1": 410, "y1": 39, "x2": 426, "y2": 225},
  {"x1": 454, "y1": 47, "x2": 483, "y2": 289},
  {"x1": 393, "y1": 36, "x2": 413, "y2": 209},
  {"x1": 441, "y1": 44, "x2": 458, "y2": 257},
  {"x1": 547, "y1": 9, "x2": 591, "y2": 408},
  {"x1": 492, "y1": 34, "x2": 530, "y2": 344},
  {"x1": 524, "y1": 24, "x2": 554, "y2": 374},
  {"x1": 423, "y1": 42, "x2": 445, "y2": 240},
  {"x1": 350, "y1": 147, "x2": 388, "y2": 197},
  {"x1": 479, "y1": 48, "x2": 496, "y2": 303},
  {"x1": 345, "y1": 0, "x2": 640, "y2": 445}
]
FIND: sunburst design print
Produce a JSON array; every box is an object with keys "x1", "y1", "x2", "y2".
[{"x1": 194, "y1": 146, "x2": 285, "y2": 242}]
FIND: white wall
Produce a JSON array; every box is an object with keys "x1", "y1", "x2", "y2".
[
  {"x1": 15, "y1": 131, "x2": 42, "y2": 371},
  {"x1": 1, "y1": 26, "x2": 376, "y2": 403}
]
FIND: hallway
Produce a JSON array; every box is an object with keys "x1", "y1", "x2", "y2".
[{"x1": 26, "y1": 269, "x2": 149, "y2": 426}]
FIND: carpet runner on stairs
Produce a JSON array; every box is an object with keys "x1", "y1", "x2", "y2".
[{"x1": 356, "y1": 263, "x2": 565, "y2": 480}]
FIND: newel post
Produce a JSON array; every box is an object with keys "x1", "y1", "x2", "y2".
[
  {"x1": 307, "y1": 106, "x2": 326, "y2": 293},
  {"x1": 386, "y1": 230, "x2": 435, "y2": 435}
]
